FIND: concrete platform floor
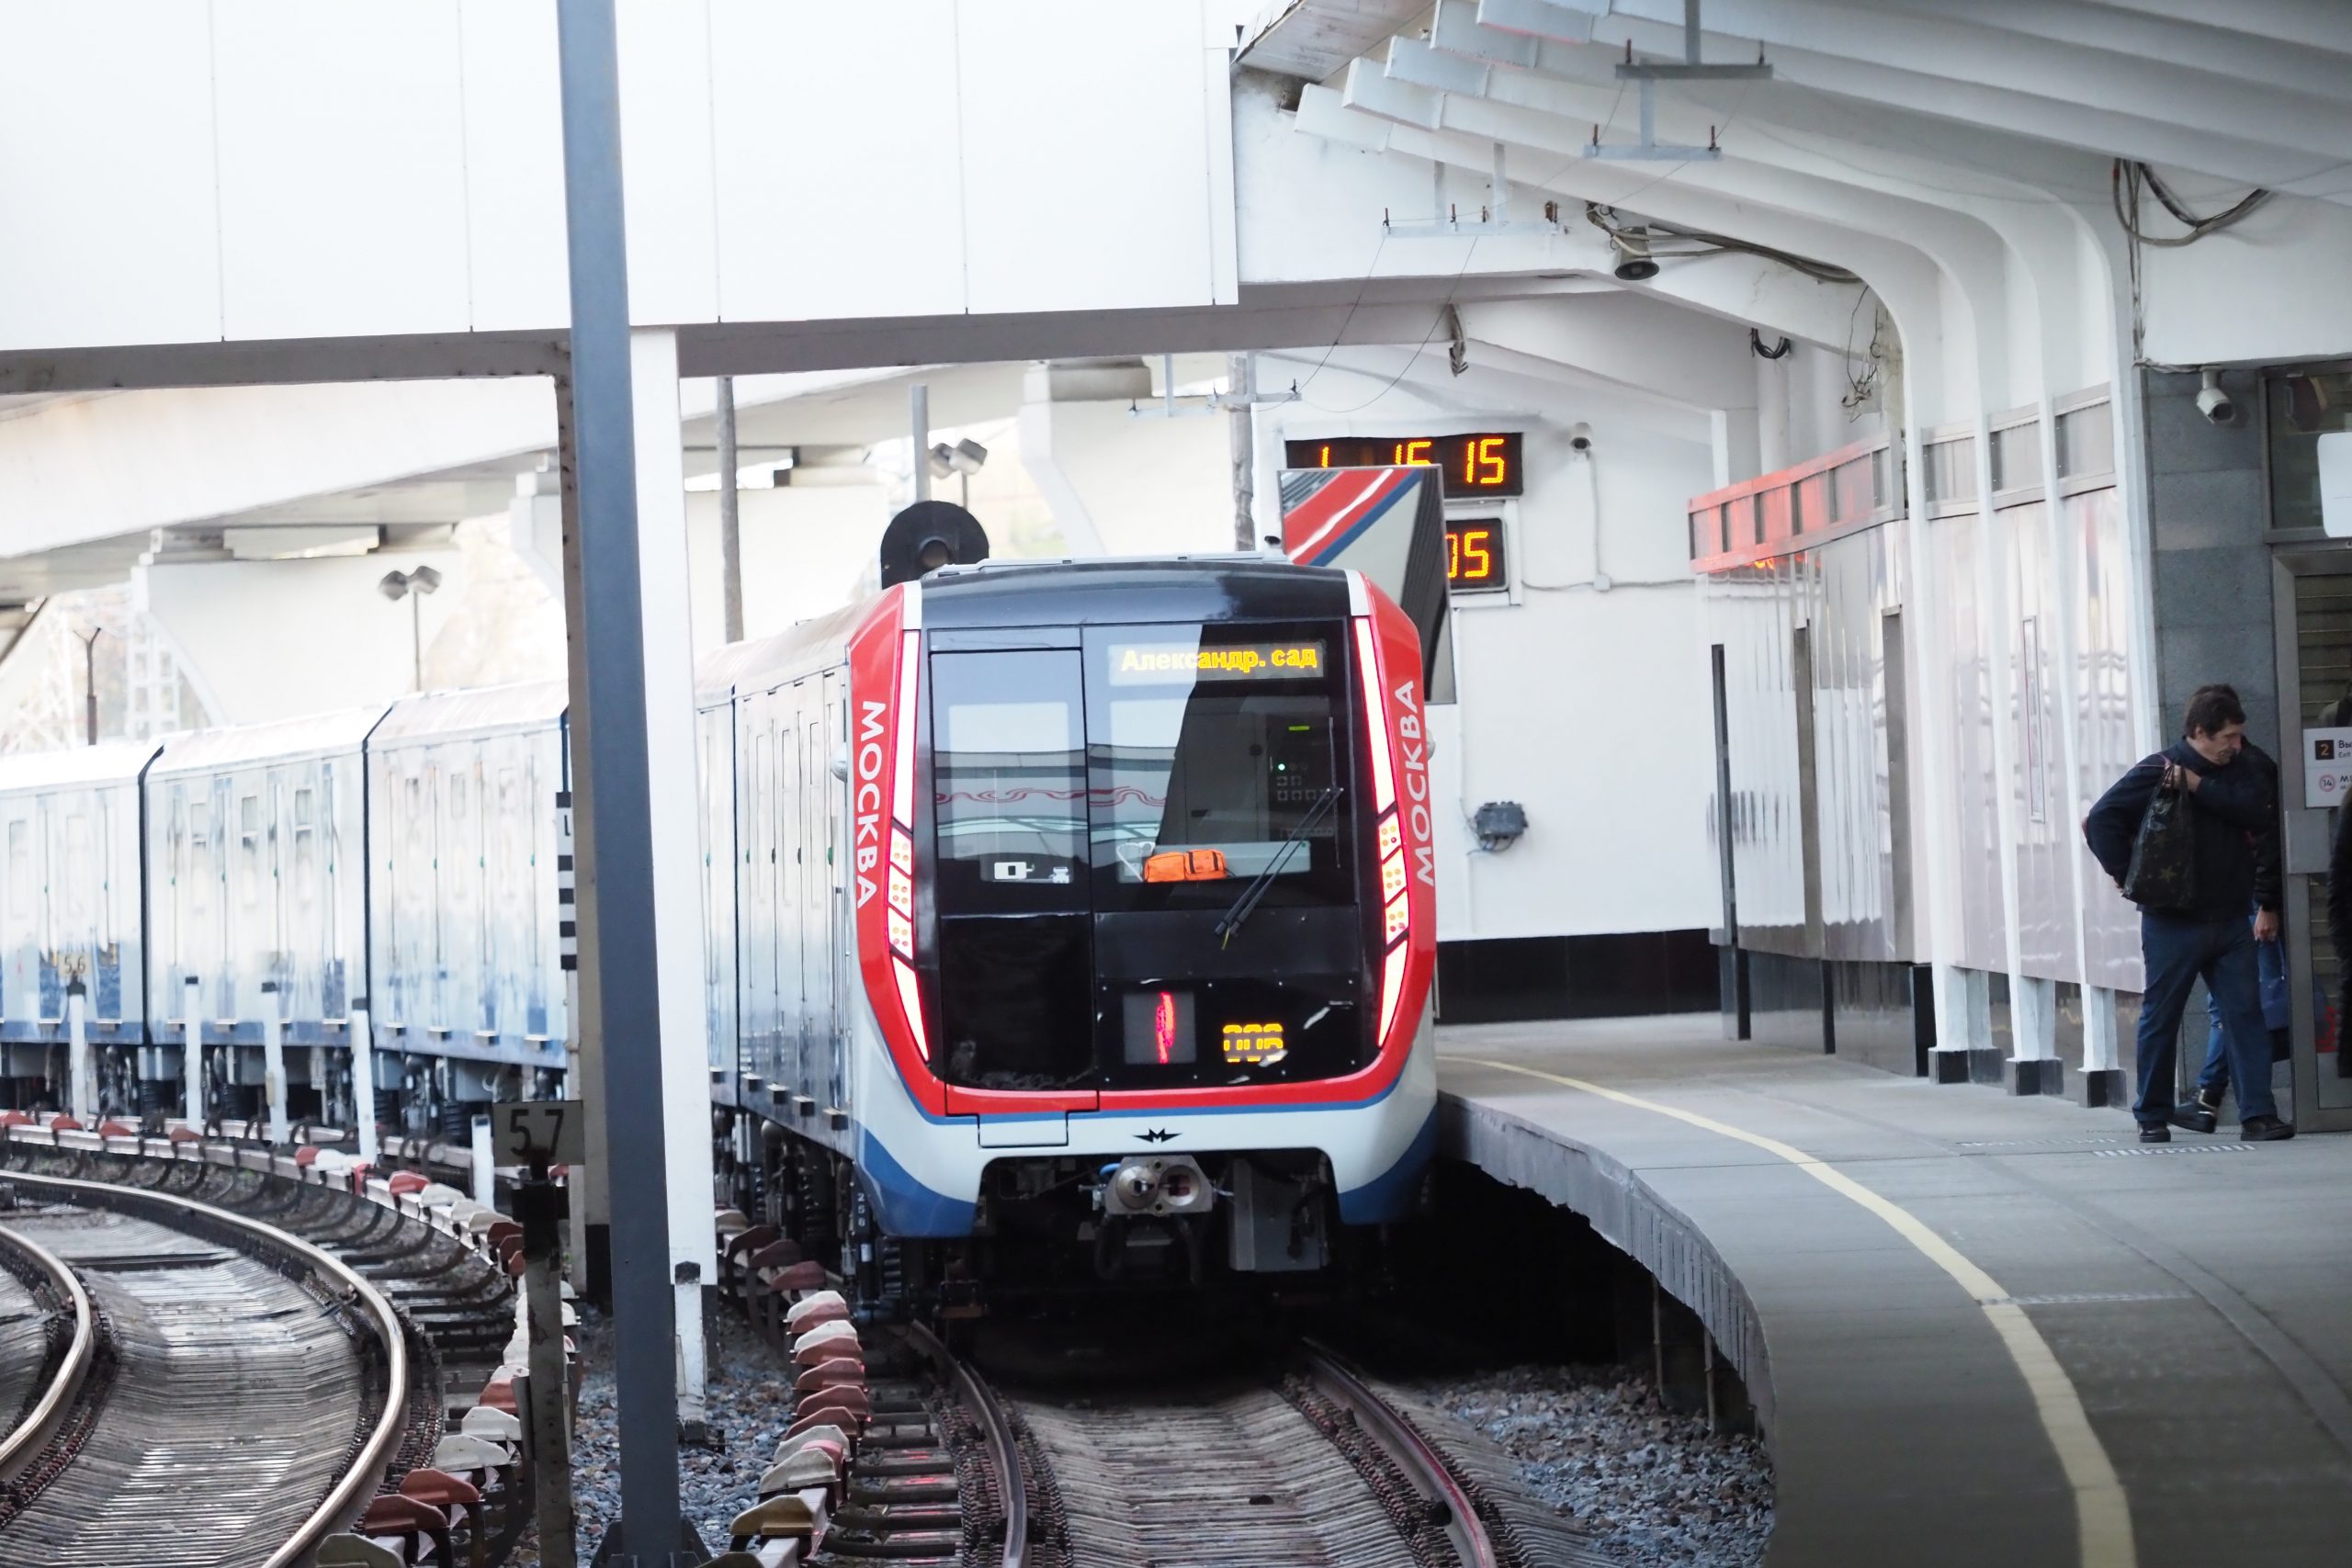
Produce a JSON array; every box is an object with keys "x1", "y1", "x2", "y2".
[{"x1": 1437, "y1": 1017, "x2": 2352, "y2": 1568}]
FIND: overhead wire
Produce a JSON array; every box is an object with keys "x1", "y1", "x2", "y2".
[
  {"x1": 1580, "y1": 201, "x2": 1860, "y2": 284},
  {"x1": 2110, "y1": 159, "x2": 2270, "y2": 247}
]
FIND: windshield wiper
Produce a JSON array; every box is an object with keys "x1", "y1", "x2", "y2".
[{"x1": 1214, "y1": 785, "x2": 1342, "y2": 948}]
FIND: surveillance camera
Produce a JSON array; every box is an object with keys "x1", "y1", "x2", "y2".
[
  {"x1": 1568, "y1": 423, "x2": 1593, "y2": 452},
  {"x1": 2196, "y1": 368, "x2": 2235, "y2": 425}
]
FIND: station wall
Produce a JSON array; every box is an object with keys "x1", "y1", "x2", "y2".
[{"x1": 1255, "y1": 370, "x2": 1721, "y2": 976}]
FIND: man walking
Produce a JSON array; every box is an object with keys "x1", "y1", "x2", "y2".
[
  {"x1": 2183, "y1": 701, "x2": 2284, "y2": 1130},
  {"x1": 2084, "y1": 685, "x2": 2292, "y2": 1143}
]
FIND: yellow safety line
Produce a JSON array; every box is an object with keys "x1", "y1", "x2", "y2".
[{"x1": 1456, "y1": 1057, "x2": 2136, "y2": 1568}]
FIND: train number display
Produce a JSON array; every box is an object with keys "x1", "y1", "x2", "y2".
[
  {"x1": 1283, "y1": 433, "x2": 1523, "y2": 496},
  {"x1": 1445, "y1": 519, "x2": 1508, "y2": 592}
]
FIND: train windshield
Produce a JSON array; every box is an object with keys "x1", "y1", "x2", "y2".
[{"x1": 1084, "y1": 623, "x2": 1351, "y2": 913}]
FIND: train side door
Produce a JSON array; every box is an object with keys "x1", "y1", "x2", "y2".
[
  {"x1": 778, "y1": 698, "x2": 804, "y2": 1101},
  {"x1": 821, "y1": 671, "x2": 846, "y2": 1114},
  {"x1": 742, "y1": 708, "x2": 774, "y2": 1096},
  {"x1": 804, "y1": 705, "x2": 828, "y2": 1113}
]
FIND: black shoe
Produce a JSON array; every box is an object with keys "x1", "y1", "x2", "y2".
[
  {"x1": 2139, "y1": 1122, "x2": 2171, "y2": 1144},
  {"x1": 2240, "y1": 1115, "x2": 2296, "y2": 1142},
  {"x1": 2169, "y1": 1100, "x2": 2218, "y2": 1134}
]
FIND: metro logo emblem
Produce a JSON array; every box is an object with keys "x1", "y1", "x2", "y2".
[{"x1": 1388, "y1": 675, "x2": 1435, "y2": 888}]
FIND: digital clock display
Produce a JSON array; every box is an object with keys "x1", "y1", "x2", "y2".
[
  {"x1": 1283, "y1": 433, "x2": 1524, "y2": 497},
  {"x1": 1446, "y1": 519, "x2": 1508, "y2": 592}
]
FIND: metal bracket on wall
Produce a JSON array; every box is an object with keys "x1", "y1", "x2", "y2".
[{"x1": 1587, "y1": 2, "x2": 1771, "y2": 163}]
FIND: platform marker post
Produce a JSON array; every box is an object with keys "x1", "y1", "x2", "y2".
[
  {"x1": 261, "y1": 980, "x2": 288, "y2": 1145},
  {"x1": 182, "y1": 975, "x2": 201, "y2": 1126},
  {"x1": 518, "y1": 1150, "x2": 578, "y2": 1568},
  {"x1": 64, "y1": 979, "x2": 90, "y2": 1122},
  {"x1": 349, "y1": 998, "x2": 379, "y2": 1164}
]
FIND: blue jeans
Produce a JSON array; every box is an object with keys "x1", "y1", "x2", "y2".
[
  {"x1": 2135, "y1": 912, "x2": 2277, "y2": 1125},
  {"x1": 2200, "y1": 920, "x2": 2286, "y2": 1097}
]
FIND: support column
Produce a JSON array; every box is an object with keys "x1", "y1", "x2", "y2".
[
  {"x1": 628, "y1": 325, "x2": 718, "y2": 1431},
  {"x1": 1227, "y1": 354, "x2": 1254, "y2": 550},
  {"x1": 716, "y1": 375, "x2": 743, "y2": 645},
  {"x1": 555, "y1": 382, "x2": 612, "y2": 1304},
  {"x1": 554, "y1": 0, "x2": 687, "y2": 1551},
  {"x1": 2075, "y1": 985, "x2": 2129, "y2": 1109},
  {"x1": 2007, "y1": 973, "x2": 2063, "y2": 1096}
]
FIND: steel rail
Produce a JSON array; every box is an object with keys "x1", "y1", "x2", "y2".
[
  {"x1": 904, "y1": 1322, "x2": 1028, "y2": 1568},
  {"x1": 0, "y1": 1170, "x2": 411, "y2": 1568},
  {"x1": 0, "y1": 1223, "x2": 94, "y2": 1482},
  {"x1": 1300, "y1": 1338, "x2": 1498, "y2": 1568}
]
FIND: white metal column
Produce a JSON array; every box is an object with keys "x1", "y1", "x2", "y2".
[
  {"x1": 261, "y1": 979, "x2": 288, "y2": 1144},
  {"x1": 349, "y1": 998, "x2": 379, "y2": 1163},
  {"x1": 629, "y1": 326, "x2": 717, "y2": 1424},
  {"x1": 65, "y1": 981, "x2": 91, "y2": 1122}
]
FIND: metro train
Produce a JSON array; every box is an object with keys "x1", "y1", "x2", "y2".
[{"x1": 0, "y1": 554, "x2": 1439, "y2": 1297}]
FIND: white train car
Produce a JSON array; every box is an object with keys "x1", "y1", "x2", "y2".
[
  {"x1": 0, "y1": 739, "x2": 159, "y2": 1099},
  {"x1": 143, "y1": 707, "x2": 378, "y2": 1121},
  {"x1": 367, "y1": 682, "x2": 571, "y2": 1132}
]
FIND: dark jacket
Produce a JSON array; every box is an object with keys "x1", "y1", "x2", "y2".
[{"x1": 2084, "y1": 739, "x2": 2278, "y2": 919}]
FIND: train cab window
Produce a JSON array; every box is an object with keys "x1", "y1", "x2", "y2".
[
  {"x1": 1084, "y1": 626, "x2": 1351, "y2": 911},
  {"x1": 929, "y1": 650, "x2": 1087, "y2": 912},
  {"x1": 929, "y1": 649, "x2": 1093, "y2": 1089}
]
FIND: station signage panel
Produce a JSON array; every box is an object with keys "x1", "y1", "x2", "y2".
[
  {"x1": 1445, "y1": 519, "x2": 1508, "y2": 592},
  {"x1": 1283, "y1": 433, "x2": 1524, "y2": 497}
]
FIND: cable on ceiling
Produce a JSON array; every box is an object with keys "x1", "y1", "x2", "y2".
[{"x1": 1583, "y1": 203, "x2": 1860, "y2": 284}]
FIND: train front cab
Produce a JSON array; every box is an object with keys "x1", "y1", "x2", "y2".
[{"x1": 843, "y1": 560, "x2": 1439, "y2": 1292}]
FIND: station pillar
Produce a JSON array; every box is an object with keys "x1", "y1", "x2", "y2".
[{"x1": 624, "y1": 325, "x2": 717, "y2": 1429}]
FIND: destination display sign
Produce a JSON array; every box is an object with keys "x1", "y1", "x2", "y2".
[
  {"x1": 1107, "y1": 639, "x2": 1328, "y2": 684},
  {"x1": 1283, "y1": 433, "x2": 1524, "y2": 496}
]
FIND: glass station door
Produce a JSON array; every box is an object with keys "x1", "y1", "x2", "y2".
[{"x1": 2273, "y1": 551, "x2": 2352, "y2": 1131}]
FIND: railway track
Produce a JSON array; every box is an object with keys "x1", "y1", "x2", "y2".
[
  {"x1": 0, "y1": 1130, "x2": 533, "y2": 1568},
  {"x1": 0, "y1": 1173, "x2": 407, "y2": 1567},
  {"x1": 722, "y1": 1250, "x2": 1603, "y2": 1568}
]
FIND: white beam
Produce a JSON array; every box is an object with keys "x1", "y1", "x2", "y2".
[
  {"x1": 1598, "y1": 4, "x2": 2352, "y2": 196},
  {"x1": 1457, "y1": 293, "x2": 1758, "y2": 413}
]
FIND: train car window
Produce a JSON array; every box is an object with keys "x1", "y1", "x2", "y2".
[
  {"x1": 63, "y1": 812, "x2": 91, "y2": 925},
  {"x1": 6, "y1": 820, "x2": 25, "y2": 916},
  {"x1": 239, "y1": 793, "x2": 262, "y2": 909},
  {"x1": 292, "y1": 788, "x2": 317, "y2": 906},
  {"x1": 188, "y1": 799, "x2": 211, "y2": 919},
  {"x1": 929, "y1": 650, "x2": 1087, "y2": 912},
  {"x1": 1083, "y1": 625, "x2": 1351, "y2": 912}
]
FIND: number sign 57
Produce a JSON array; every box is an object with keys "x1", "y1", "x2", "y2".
[{"x1": 493, "y1": 1100, "x2": 585, "y2": 1168}]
